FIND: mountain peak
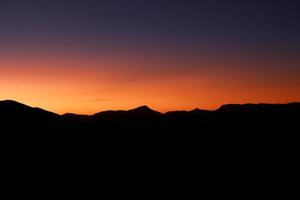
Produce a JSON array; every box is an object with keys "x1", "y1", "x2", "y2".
[
  {"x1": 1, "y1": 99, "x2": 24, "y2": 104},
  {"x1": 129, "y1": 105, "x2": 161, "y2": 114},
  {"x1": 0, "y1": 99, "x2": 59, "y2": 121},
  {"x1": 130, "y1": 105, "x2": 151, "y2": 111},
  {"x1": 191, "y1": 108, "x2": 209, "y2": 112},
  {"x1": 0, "y1": 99, "x2": 29, "y2": 109}
]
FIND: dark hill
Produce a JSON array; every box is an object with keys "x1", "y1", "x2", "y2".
[
  {"x1": 0, "y1": 100, "x2": 299, "y2": 132},
  {"x1": 1, "y1": 100, "x2": 299, "y2": 172},
  {"x1": 0, "y1": 100, "x2": 63, "y2": 133},
  {"x1": 90, "y1": 105, "x2": 162, "y2": 129},
  {"x1": 217, "y1": 102, "x2": 300, "y2": 113},
  {"x1": 0, "y1": 100, "x2": 59, "y2": 122}
]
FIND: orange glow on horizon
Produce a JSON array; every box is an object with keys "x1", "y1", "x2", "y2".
[{"x1": 1, "y1": 51, "x2": 299, "y2": 115}]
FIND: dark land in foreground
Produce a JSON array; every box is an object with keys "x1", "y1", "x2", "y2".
[
  {"x1": 1, "y1": 100, "x2": 298, "y2": 180},
  {"x1": 0, "y1": 100, "x2": 299, "y2": 133}
]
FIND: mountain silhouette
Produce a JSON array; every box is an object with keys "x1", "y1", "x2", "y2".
[
  {"x1": 0, "y1": 100, "x2": 58, "y2": 122},
  {"x1": 0, "y1": 99, "x2": 299, "y2": 133},
  {"x1": 2, "y1": 99, "x2": 299, "y2": 174},
  {"x1": 0, "y1": 100, "x2": 57, "y2": 117},
  {"x1": 128, "y1": 105, "x2": 160, "y2": 113},
  {"x1": 92, "y1": 105, "x2": 160, "y2": 118},
  {"x1": 0, "y1": 100, "x2": 62, "y2": 133}
]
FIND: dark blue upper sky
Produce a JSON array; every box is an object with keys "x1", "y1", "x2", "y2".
[
  {"x1": 1, "y1": 0, "x2": 300, "y2": 113},
  {"x1": 0, "y1": 0, "x2": 299, "y2": 54}
]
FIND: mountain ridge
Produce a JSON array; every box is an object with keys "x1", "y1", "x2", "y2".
[
  {"x1": 1, "y1": 99, "x2": 300, "y2": 116},
  {"x1": 1, "y1": 99, "x2": 299, "y2": 133}
]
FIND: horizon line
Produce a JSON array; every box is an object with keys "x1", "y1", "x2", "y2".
[{"x1": 1, "y1": 99, "x2": 300, "y2": 116}]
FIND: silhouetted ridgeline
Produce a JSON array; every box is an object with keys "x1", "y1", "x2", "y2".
[
  {"x1": 0, "y1": 100, "x2": 299, "y2": 133},
  {"x1": 1, "y1": 99, "x2": 298, "y2": 182}
]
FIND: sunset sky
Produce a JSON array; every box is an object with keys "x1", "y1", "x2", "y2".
[{"x1": 0, "y1": 0, "x2": 299, "y2": 114}]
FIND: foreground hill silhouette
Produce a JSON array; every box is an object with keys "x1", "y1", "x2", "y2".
[
  {"x1": 0, "y1": 99, "x2": 299, "y2": 133},
  {"x1": 1, "y1": 99, "x2": 298, "y2": 179}
]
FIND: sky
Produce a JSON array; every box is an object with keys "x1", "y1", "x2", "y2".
[{"x1": 0, "y1": 0, "x2": 299, "y2": 114}]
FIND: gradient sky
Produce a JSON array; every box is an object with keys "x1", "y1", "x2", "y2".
[{"x1": 0, "y1": 0, "x2": 299, "y2": 114}]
